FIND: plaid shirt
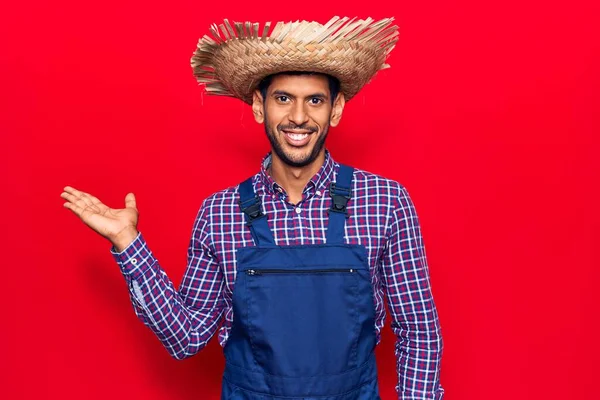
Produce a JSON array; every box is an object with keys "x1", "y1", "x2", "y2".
[{"x1": 111, "y1": 150, "x2": 444, "y2": 399}]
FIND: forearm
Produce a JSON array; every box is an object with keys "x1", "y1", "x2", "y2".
[
  {"x1": 389, "y1": 254, "x2": 445, "y2": 399},
  {"x1": 393, "y1": 308, "x2": 444, "y2": 399},
  {"x1": 111, "y1": 232, "x2": 224, "y2": 359}
]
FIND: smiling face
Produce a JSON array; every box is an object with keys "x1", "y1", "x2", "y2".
[{"x1": 252, "y1": 73, "x2": 345, "y2": 168}]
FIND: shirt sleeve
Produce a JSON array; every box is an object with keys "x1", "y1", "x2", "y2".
[
  {"x1": 110, "y1": 200, "x2": 226, "y2": 360},
  {"x1": 380, "y1": 186, "x2": 444, "y2": 399}
]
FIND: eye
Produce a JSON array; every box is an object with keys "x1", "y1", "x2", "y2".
[
  {"x1": 309, "y1": 97, "x2": 324, "y2": 105},
  {"x1": 276, "y1": 95, "x2": 290, "y2": 103}
]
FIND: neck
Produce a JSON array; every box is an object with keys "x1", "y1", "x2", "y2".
[{"x1": 268, "y1": 150, "x2": 326, "y2": 205}]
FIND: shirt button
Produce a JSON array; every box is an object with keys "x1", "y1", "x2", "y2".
[
  {"x1": 277, "y1": 187, "x2": 283, "y2": 192},
  {"x1": 131, "y1": 258, "x2": 138, "y2": 265},
  {"x1": 295, "y1": 207, "x2": 302, "y2": 214},
  {"x1": 316, "y1": 190, "x2": 322, "y2": 196}
]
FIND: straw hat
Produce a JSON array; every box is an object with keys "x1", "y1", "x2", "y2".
[{"x1": 190, "y1": 16, "x2": 399, "y2": 104}]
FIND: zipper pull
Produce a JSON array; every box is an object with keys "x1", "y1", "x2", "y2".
[
  {"x1": 246, "y1": 269, "x2": 259, "y2": 276},
  {"x1": 349, "y1": 268, "x2": 354, "y2": 273}
]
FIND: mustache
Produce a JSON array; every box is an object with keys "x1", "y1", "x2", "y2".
[{"x1": 278, "y1": 123, "x2": 318, "y2": 133}]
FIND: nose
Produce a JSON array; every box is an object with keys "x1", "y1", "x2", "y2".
[{"x1": 288, "y1": 101, "x2": 309, "y2": 126}]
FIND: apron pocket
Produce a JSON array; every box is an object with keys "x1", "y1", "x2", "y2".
[{"x1": 245, "y1": 267, "x2": 360, "y2": 377}]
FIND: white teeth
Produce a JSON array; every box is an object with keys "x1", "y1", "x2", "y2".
[{"x1": 288, "y1": 133, "x2": 308, "y2": 140}]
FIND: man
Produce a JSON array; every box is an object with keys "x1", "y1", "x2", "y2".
[{"x1": 61, "y1": 17, "x2": 444, "y2": 399}]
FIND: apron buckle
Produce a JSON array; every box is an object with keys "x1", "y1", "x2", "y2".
[
  {"x1": 239, "y1": 195, "x2": 266, "y2": 225},
  {"x1": 328, "y1": 182, "x2": 351, "y2": 218}
]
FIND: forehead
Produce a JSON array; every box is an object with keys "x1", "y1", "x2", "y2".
[{"x1": 268, "y1": 74, "x2": 330, "y2": 96}]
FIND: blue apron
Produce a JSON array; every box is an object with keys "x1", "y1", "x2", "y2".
[{"x1": 221, "y1": 164, "x2": 380, "y2": 400}]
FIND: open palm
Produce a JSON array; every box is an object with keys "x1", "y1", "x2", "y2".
[{"x1": 61, "y1": 186, "x2": 138, "y2": 242}]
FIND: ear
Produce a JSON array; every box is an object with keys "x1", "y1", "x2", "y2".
[
  {"x1": 329, "y1": 92, "x2": 346, "y2": 127},
  {"x1": 252, "y1": 90, "x2": 265, "y2": 124}
]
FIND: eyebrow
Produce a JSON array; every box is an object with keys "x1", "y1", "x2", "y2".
[{"x1": 271, "y1": 90, "x2": 328, "y2": 99}]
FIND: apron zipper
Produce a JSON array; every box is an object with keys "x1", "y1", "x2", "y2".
[{"x1": 246, "y1": 268, "x2": 355, "y2": 276}]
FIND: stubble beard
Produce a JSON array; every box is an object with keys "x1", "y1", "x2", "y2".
[{"x1": 264, "y1": 109, "x2": 330, "y2": 168}]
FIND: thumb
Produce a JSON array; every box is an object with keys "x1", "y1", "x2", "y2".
[{"x1": 124, "y1": 192, "x2": 137, "y2": 210}]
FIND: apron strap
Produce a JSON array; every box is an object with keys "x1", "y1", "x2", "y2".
[
  {"x1": 238, "y1": 177, "x2": 276, "y2": 246},
  {"x1": 326, "y1": 164, "x2": 354, "y2": 244}
]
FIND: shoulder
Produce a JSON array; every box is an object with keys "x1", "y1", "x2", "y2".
[
  {"x1": 349, "y1": 165, "x2": 409, "y2": 210},
  {"x1": 195, "y1": 173, "x2": 259, "y2": 218}
]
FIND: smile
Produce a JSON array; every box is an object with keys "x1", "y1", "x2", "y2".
[
  {"x1": 282, "y1": 130, "x2": 313, "y2": 146},
  {"x1": 286, "y1": 132, "x2": 309, "y2": 140}
]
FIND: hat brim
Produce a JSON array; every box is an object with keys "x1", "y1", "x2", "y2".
[{"x1": 191, "y1": 17, "x2": 398, "y2": 105}]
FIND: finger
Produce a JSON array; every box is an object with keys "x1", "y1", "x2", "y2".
[
  {"x1": 63, "y1": 186, "x2": 91, "y2": 205},
  {"x1": 67, "y1": 188, "x2": 99, "y2": 209},
  {"x1": 63, "y1": 201, "x2": 85, "y2": 218},
  {"x1": 61, "y1": 191, "x2": 84, "y2": 206},
  {"x1": 86, "y1": 195, "x2": 108, "y2": 213},
  {"x1": 124, "y1": 193, "x2": 137, "y2": 210},
  {"x1": 63, "y1": 186, "x2": 86, "y2": 197},
  {"x1": 85, "y1": 193, "x2": 104, "y2": 206},
  {"x1": 78, "y1": 192, "x2": 97, "y2": 209},
  {"x1": 63, "y1": 185, "x2": 101, "y2": 208},
  {"x1": 61, "y1": 192, "x2": 101, "y2": 213},
  {"x1": 64, "y1": 200, "x2": 101, "y2": 220}
]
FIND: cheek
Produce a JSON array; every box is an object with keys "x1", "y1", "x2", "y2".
[
  {"x1": 310, "y1": 110, "x2": 331, "y2": 130},
  {"x1": 265, "y1": 106, "x2": 286, "y2": 130},
  {"x1": 267, "y1": 117, "x2": 283, "y2": 133}
]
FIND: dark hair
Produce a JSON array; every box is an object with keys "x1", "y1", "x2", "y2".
[{"x1": 257, "y1": 71, "x2": 341, "y2": 105}]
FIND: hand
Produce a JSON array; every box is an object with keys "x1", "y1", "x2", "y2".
[{"x1": 61, "y1": 186, "x2": 139, "y2": 251}]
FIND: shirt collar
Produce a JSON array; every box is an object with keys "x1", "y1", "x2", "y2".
[{"x1": 259, "y1": 149, "x2": 337, "y2": 197}]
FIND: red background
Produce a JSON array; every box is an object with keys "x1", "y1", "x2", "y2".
[{"x1": 1, "y1": 0, "x2": 599, "y2": 399}]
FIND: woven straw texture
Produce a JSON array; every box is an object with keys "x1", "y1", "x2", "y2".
[{"x1": 191, "y1": 16, "x2": 399, "y2": 104}]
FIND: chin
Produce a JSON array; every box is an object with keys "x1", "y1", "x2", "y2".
[{"x1": 284, "y1": 149, "x2": 321, "y2": 167}]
